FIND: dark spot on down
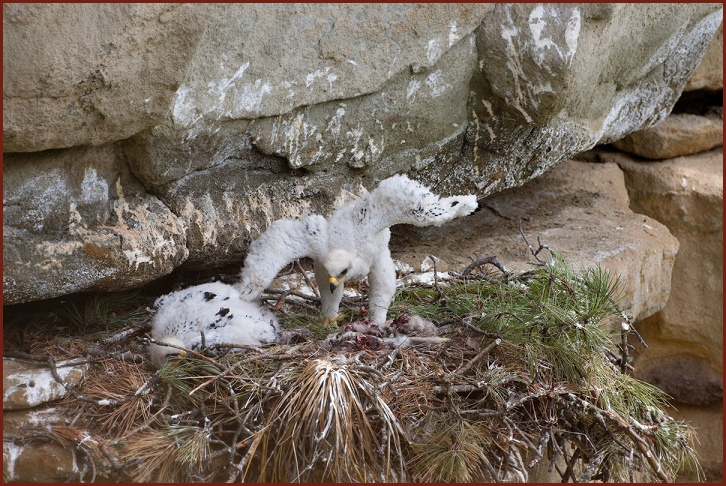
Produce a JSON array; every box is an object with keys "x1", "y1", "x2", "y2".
[
  {"x1": 451, "y1": 201, "x2": 459, "y2": 207},
  {"x1": 216, "y1": 307, "x2": 230, "y2": 317},
  {"x1": 203, "y1": 292, "x2": 217, "y2": 301}
]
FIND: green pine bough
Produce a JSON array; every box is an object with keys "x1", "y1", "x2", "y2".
[{"x1": 389, "y1": 249, "x2": 703, "y2": 483}]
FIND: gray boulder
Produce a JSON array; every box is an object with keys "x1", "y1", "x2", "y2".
[
  {"x1": 3, "y1": 146, "x2": 188, "y2": 304},
  {"x1": 3, "y1": 3, "x2": 206, "y2": 153}
]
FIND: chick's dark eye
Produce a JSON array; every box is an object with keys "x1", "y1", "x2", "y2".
[{"x1": 341, "y1": 268, "x2": 348, "y2": 276}]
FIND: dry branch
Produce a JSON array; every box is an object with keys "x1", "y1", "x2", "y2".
[{"x1": 461, "y1": 256, "x2": 510, "y2": 277}]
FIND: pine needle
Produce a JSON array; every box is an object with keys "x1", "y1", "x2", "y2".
[{"x1": 257, "y1": 357, "x2": 405, "y2": 482}]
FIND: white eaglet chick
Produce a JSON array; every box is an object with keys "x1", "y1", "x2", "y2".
[
  {"x1": 149, "y1": 281, "x2": 279, "y2": 368},
  {"x1": 236, "y1": 174, "x2": 478, "y2": 328}
]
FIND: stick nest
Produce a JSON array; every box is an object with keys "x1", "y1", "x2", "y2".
[{"x1": 3, "y1": 240, "x2": 704, "y2": 483}]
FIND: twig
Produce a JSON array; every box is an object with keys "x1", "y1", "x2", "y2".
[
  {"x1": 271, "y1": 289, "x2": 289, "y2": 310},
  {"x1": 478, "y1": 449, "x2": 502, "y2": 482},
  {"x1": 506, "y1": 386, "x2": 568, "y2": 411},
  {"x1": 4, "y1": 351, "x2": 155, "y2": 407},
  {"x1": 261, "y1": 288, "x2": 320, "y2": 302},
  {"x1": 458, "y1": 409, "x2": 501, "y2": 418},
  {"x1": 228, "y1": 428, "x2": 266, "y2": 482},
  {"x1": 460, "y1": 317, "x2": 501, "y2": 338},
  {"x1": 628, "y1": 447, "x2": 635, "y2": 483},
  {"x1": 97, "y1": 324, "x2": 151, "y2": 346},
  {"x1": 528, "y1": 430, "x2": 550, "y2": 468},
  {"x1": 206, "y1": 343, "x2": 265, "y2": 353},
  {"x1": 454, "y1": 338, "x2": 501, "y2": 376},
  {"x1": 111, "y1": 385, "x2": 173, "y2": 445},
  {"x1": 548, "y1": 431, "x2": 564, "y2": 474},
  {"x1": 189, "y1": 361, "x2": 243, "y2": 396},
  {"x1": 74, "y1": 346, "x2": 146, "y2": 363},
  {"x1": 629, "y1": 324, "x2": 648, "y2": 348},
  {"x1": 619, "y1": 322, "x2": 631, "y2": 374},
  {"x1": 578, "y1": 453, "x2": 604, "y2": 483},
  {"x1": 519, "y1": 224, "x2": 550, "y2": 264},
  {"x1": 427, "y1": 255, "x2": 443, "y2": 300},
  {"x1": 274, "y1": 298, "x2": 320, "y2": 312},
  {"x1": 561, "y1": 441, "x2": 582, "y2": 482},
  {"x1": 296, "y1": 260, "x2": 320, "y2": 298},
  {"x1": 590, "y1": 407, "x2": 632, "y2": 452},
  {"x1": 566, "y1": 393, "x2": 669, "y2": 482},
  {"x1": 503, "y1": 417, "x2": 537, "y2": 452},
  {"x1": 431, "y1": 383, "x2": 487, "y2": 394},
  {"x1": 461, "y1": 256, "x2": 510, "y2": 277},
  {"x1": 382, "y1": 346, "x2": 400, "y2": 369},
  {"x1": 146, "y1": 337, "x2": 226, "y2": 371}
]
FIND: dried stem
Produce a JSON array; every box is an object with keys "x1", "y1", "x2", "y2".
[
  {"x1": 296, "y1": 259, "x2": 320, "y2": 298},
  {"x1": 566, "y1": 393, "x2": 669, "y2": 482},
  {"x1": 519, "y1": 224, "x2": 550, "y2": 264},
  {"x1": 461, "y1": 256, "x2": 510, "y2": 277},
  {"x1": 454, "y1": 338, "x2": 501, "y2": 376},
  {"x1": 428, "y1": 254, "x2": 443, "y2": 300}
]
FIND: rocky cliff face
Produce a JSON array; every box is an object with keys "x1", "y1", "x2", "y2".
[
  {"x1": 3, "y1": 3, "x2": 722, "y2": 305},
  {"x1": 3, "y1": 4, "x2": 724, "y2": 481}
]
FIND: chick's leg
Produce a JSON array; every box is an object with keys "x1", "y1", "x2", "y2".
[{"x1": 367, "y1": 250, "x2": 397, "y2": 326}]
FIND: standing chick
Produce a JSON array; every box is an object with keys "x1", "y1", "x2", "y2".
[{"x1": 236, "y1": 174, "x2": 477, "y2": 327}]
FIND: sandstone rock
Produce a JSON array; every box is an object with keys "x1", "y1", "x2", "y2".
[
  {"x1": 611, "y1": 112, "x2": 723, "y2": 159},
  {"x1": 155, "y1": 158, "x2": 341, "y2": 268},
  {"x1": 604, "y1": 149, "x2": 723, "y2": 373},
  {"x1": 3, "y1": 408, "x2": 112, "y2": 482},
  {"x1": 3, "y1": 407, "x2": 72, "y2": 482},
  {"x1": 132, "y1": 4, "x2": 723, "y2": 191},
  {"x1": 635, "y1": 357, "x2": 722, "y2": 406},
  {"x1": 466, "y1": 4, "x2": 722, "y2": 186},
  {"x1": 3, "y1": 4, "x2": 722, "y2": 304},
  {"x1": 2, "y1": 406, "x2": 71, "y2": 429},
  {"x1": 667, "y1": 403, "x2": 723, "y2": 482},
  {"x1": 390, "y1": 160, "x2": 679, "y2": 323},
  {"x1": 3, "y1": 146, "x2": 189, "y2": 305},
  {"x1": 2, "y1": 3, "x2": 206, "y2": 153},
  {"x1": 606, "y1": 148, "x2": 723, "y2": 484},
  {"x1": 3, "y1": 405, "x2": 119, "y2": 482},
  {"x1": 3, "y1": 359, "x2": 89, "y2": 410},
  {"x1": 685, "y1": 22, "x2": 723, "y2": 91},
  {"x1": 3, "y1": 439, "x2": 80, "y2": 483}
]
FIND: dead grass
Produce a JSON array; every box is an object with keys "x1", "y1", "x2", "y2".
[
  {"x1": 68, "y1": 359, "x2": 156, "y2": 439},
  {"x1": 257, "y1": 356, "x2": 406, "y2": 482}
]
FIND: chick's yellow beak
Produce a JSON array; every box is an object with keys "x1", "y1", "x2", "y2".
[
  {"x1": 170, "y1": 349, "x2": 187, "y2": 365},
  {"x1": 329, "y1": 276, "x2": 346, "y2": 293}
]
